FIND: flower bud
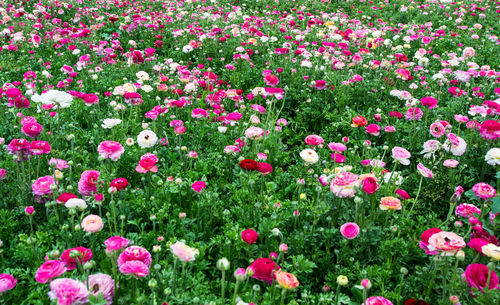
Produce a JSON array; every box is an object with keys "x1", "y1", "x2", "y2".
[
  {"x1": 153, "y1": 245, "x2": 161, "y2": 253},
  {"x1": 454, "y1": 221, "x2": 463, "y2": 228},
  {"x1": 269, "y1": 252, "x2": 278, "y2": 260},
  {"x1": 69, "y1": 250, "x2": 83, "y2": 259},
  {"x1": 279, "y1": 243, "x2": 288, "y2": 253},
  {"x1": 216, "y1": 258, "x2": 230, "y2": 271},
  {"x1": 400, "y1": 267, "x2": 408, "y2": 275},
  {"x1": 234, "y1": 268, "x2": 247, "y2": 282},
  {"x1": 449, "y1": 296, "x2": 459, "y2": 304},
  {"x1": 361, "y1": 278, "x2": 371, "y2": 289},
  {"x1": 148, "y1": 279, "x2": 158, "y2": 288},
  {"x1": 337, "y1": 275, "x2": 348, "y2": 286},
  {"x1": 25, "y1": 206, "x2": 35, "y2": 215},
  {"x1": 83, "y1": 260, "x2": 95, "y2": 270},
  {"x1": 456, "y1": 250, "x2": 465, "y2": 261}
]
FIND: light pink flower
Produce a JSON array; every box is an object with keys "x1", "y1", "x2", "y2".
[
  {"x1": 392, "y1": 147, "x2": 411, "y2": 165},
  {"x1": 81, "y1": 215, "x2": 103, "y2": 233},
  {"x1": 417, "y1": 163, "x2": 434, "y2": 178},
  {"x1": 428, "y1": 231, "x2": 466, "y2": 255},
  {"x1": 455, "y1": 203, "x2": 481, "y2": 218},
  {"x1": 443, "y1": 159, "x2": 459, "y2": 168},
  {"x1": 328, "y1": 142, "x2": 347, "y2": 152},
  {"x1": 330, "y1": 172, "x2": 359, "y2": 198},
  {"x1": 97, "y1": 141, "x2": 124, "y2": 161},
  {"x1": 49, "y1": 158, "x2": 69, "y2": 170},
  {"x1": 85, "y1": 273, "x2": 114, "y2": 305},
  {"x1": 119, "y1": 261, "x2": 150, "y2": 277},
  {"x1": 48, "y1": 278, "x2": 89, "y2": 305},
  {"x1": 0, "y1": 274, "x2": 17, "y2": 293},
  {"x1": 304, "y1": 135, "x2": 324, "y2": 146},
  {"x1": 135, "y1": 153, "x2": 158, "y2": 173},
  {"x1": 363, "y1": 296, "x2": 393, "y2": 305},
  {"x1": 429, "y1": 122, "x2": 446, "y2": 137},
  {"x1": 170, "y1": 241, "x2": 199, "y2": 262},
  {"x1": 472, "y1": 183, "x2": 497, "y2": 200},
  {"x1": 117, "y1": 246, "x2": 152, "y2": 268}
]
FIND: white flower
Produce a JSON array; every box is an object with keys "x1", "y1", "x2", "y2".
[
  {"x1": 299, "y1": 149, "x2": 319, "y2": 164},
  {"x1": 137, "y1": 130, "x2": 158, "y2": 148},
  {"x1": 141, "y1": 85, "x2": 153, "y2": 93},
  {"x1": 135, "y1": 71, "x2": 150, "y2": 81},
  {"x1": 443, "y1": 136, "x2": 467, "y2": 156},
  {"x1": 31, "y1": 90, "x2": 73, "y2": 108},
  {"x1": 65, "y1": 198, "x2": 87, "y2": 211},
  {"x1": 101, "y1": 118, "x2": 122, "y2": 129},
  {"x1": 485, "y1": 148, "x2": 500, "y2": 166},
  {"x1": 383, "y1": 171, "x2": 404, "y2": 186}
]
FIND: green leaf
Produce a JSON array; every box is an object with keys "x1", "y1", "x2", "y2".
[
  {"x1": 490, "y1": 197, "x2": 500, "y2": 214},
  {"x1": 495, "y1": 171, "x2": 500, "y2": 179},
  {"x1": 464, "y1": 189, "x2": 478, "y2": 201}
]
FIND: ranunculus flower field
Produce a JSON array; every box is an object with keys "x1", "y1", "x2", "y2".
[{"x1": 0, "y1": 0, "x2": 499, "y2": 304}]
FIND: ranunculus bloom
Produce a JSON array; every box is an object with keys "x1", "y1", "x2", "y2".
[
  {"x1": 48, "y1": 278, "x2": 89, "y2": 305},
  {"x1": 340, "y1": 222, "x2": 360, "y2": 239},
  {"x1": 35, "y1": 260, "x2": 67, "y2": 283},
  {"x1": 60, "y1": 247, "x2": 92, "y2": 271},
  {"x1": 363, "y1": 296, "x2": 394, "y2": 305},
  {"x1": 274, "y1": 270, "x2": 299, "y2": 289},
  {"x1": 0, "y1": 274, "x2": 17, "y2": 293},
  {"x1": 117, "y1": 246, "x2": 152, "y2": 268},
  {"x1": 29, "y1": 140, "x2": 51, "y2": 155},
  {"x1": 478, "y1": 120, "x2": 500, "y2": 140},
  {"x1": 104, "y1": 236, "x2": 129, "y2": 252},
  {"x1": 482, "y1": 243, "x2": 500, "y2": 260},
  {"x1": 86, "y1": 273, "x2": 114, "y2": 305},
  {"x1": 379, "y1": 197, "x2": 402, "y2": 210},
  {"x1": 462, "y1": 263, "x2": 499, "y2": 293},
  {"x1": 352, "y1": 116, "x2": 368, "y2": 127},
  {"x1": 97, "y1": 141, "x2": 124, "y2": 161},
  {"x1": 304, "y1": 134, "x2": 324, "y2": 146},
  {"x1": 191, "y1": 181, "x2": 206, "y2": 192},
  {"x1": 110, "y1": 178, "x2": 129, "y2": 190},
  {"x1": 256, "y1": 162, "x2": 273, "y2": 175},
  {"x1": 241, "y1": 229, "x2": 259, "y2": 244},
  {"x1": 428, "y1": 231, "x2": 465, "y2": 255},
  {"x1": 299, "y1": 149, "x2": 319, "y2": 164},
  {"x1": 396, "y1": 189, "x2": 411, "y2": 200},
  {"x1": 248, "y1": 258, "x2": 280, "y2": 284},
  {"x1": 417, "y1": 163, "x2": 434, "y2": 178},
  {"x1": 404, "y1": 299, "x2": 429, "y2": 305},
  {"x1": 32, "y1": 175, "x2": 56, "y2": 196},
  {"x1": 119, "y1": 260, "x2": 150, "y2": 277},
  {"x1": 472, "y1": 182, "x2": 497, "y2": 200},
  {"x1": 56, "y1": 192, "x2": 78, "y2": 204},
  {"x1": 455, "y1": 203, "x2": 481, "y2": 218},
  {"x1": 81, "y1": 215, "x2": 103, "y2": 233},
  {"x1": 21, "y1": 121, "x2": 43, "y2": 138},
  {"x1": 136, "y1": 153, "x2": 158, "y2": 173},
  {"x1": 468, "y1": 238, "x2": 489, "y2": 254},
  {"x1": 170, "y1": 241, "x2": 199, "y2": 262},
  {"x1": 78, "y1": 170, "x2": 100, "y2": 196},
  {"x1": 365, "y1": 124, "x2": 381, "y2": 136},
  {"x1": 239, "y1": 159, "x2": 258, "y2": 170},
  {"x1": 392, "y1": 147, "x2": 411, "y2": 165},
  {"x1": 331, "y1": 153, "x2": 346, "y2": 163},
  {"x1": 419, "y1": 228, "x2": 442, "y2": 255},
  {"x1": 362, "y1": 176, "x2": 379, "y2": 194},
  {"x1": 330, "y1": 172, "x2": 359, "y2": 198}
]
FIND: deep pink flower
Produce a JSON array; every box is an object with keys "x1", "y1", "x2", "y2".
[
  {"x1": 78, "y1": 170, "x2": 100, "y2": 196},
  {"x1": 191, "y1": 181, "x2": 206, "y2": 192}
]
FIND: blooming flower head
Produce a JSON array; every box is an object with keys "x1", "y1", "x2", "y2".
[
  {"x1": 429, "y1": 122, "x2": 446, "y2": 138},
  {"x1": 479, "y1": 120, "x2": 500, "y2": 140},
  {"x1": 340, "y1": 222, "x2": 360, "y2": 239},
  {"x1": 363, "y1": 296, "x2": 394, "y2": 305},
  {"x1": 485, "y1": 148, "x2": 500, "y2": 166},
  {"x1": 117, "y1": 246, "x2": 152, "y2": 268},
  {"x1": 60, "y1": 247, "x2": 92, "y2": 271},
  {"x1": 35, "y1": 260, "x2": 67, "y2": 284},
  {"x1": 274, "y1": 270, "x2": 299, "y2": 289},
  {"x1": 191, "y1": 181, "x2": 206, "y2": 192},
  {"x1": 328, "y1": 142, "x2": 347, "y2": 152},
  {"x1": 104, "y1": 236, "x2": 129, "y2": 252},
  {"x1": 304, "y1": 135, "x2": 324, "y2": 146},
  {"x1": 0, "y1": 274, "x2": 17, "y2": 293},
  {"x1": 85, "y1": 273, "x2": 114, "y2": 305},
  {"x1": 32, "y1": 175, "x2": 56, "y2": 196},
  {"x1": 81, "y1": 215, "x2": 103, "y2": 233},
  {"x1": 330, "y1": 172, "x2": 359, "y2": 198},
  {"x1": 379, "y1": 197, "x2": 402, "y2": 210},
  {"x1": 248, "y1": 257, "x2": 280, "y2": 284},
  {"x1": 245, "y1": 127, "x2": 265, "y2": 140},
  {"x1": 428, "y1": 231, "x2": 465, "y2": 255},
  {"x1": 299, "y1": 149, "x2": 319, "y2": 164},
  {"x1": 455, "y1": 203, "x2": 481, "y2": 218},
  {"x1": 170, "y1": 241, "x2": 199, "y2": 262},
  {"x1": 472, "y1": 182, "x2": 497, "y2": 200},
  {"x1": 417, "y1": 163, "x2": 434, "y2": 178},
  {"x1": 482, "y1": 244, "x2": 500, "y2": 261},
  {"x1": 48, "y1": 278, "x2": 89, "y2": 305},
  {"x1": 241, "y1": 229, "x2": 258, "y2": 244},
  {"x1": 119, "y1": 261, "x2": 150, "y2": 277},
  {"x1": 78, "y1": 170, "x2": 100, "y2": 196},
  {"x1": 392, "y1": 147, "x2": 411, "y2": 165},
  {"x1": 97, "y1": 141, "x2": 124, "y2": 161},
  {"x1": 136, "y1": 153, "x2": 158, "y2": 173},
  {"x1": 442, "y1": 134, "x2": 467, "y2": 156},
  {"x1": 462, "y1": 263, "x2": 499, "y2": 294},
  {"x1": 137, "y1": 130, "x2": 158, "y2": 148},
  {"x1": 419, "y1": 228, "x2": 442, "y2": 255}
]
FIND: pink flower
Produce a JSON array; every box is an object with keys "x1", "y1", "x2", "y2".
[
  {"x1": 331, "y1": 153, "x2": 345, "y2": 163},
  {"x1": 60, "y1": 247, "x2": 92, "y2": 271},
  {"x1": 97, "y1": 141, "x2": 124, "y2": 161},
  {"x1": 78, "y1": 170, "x2": 100, "y2": 196},
  {"x1": 328, "y1": 142, "x2": 347, "y2": 152},
  {"x1": 362, "y1": 176, "x2": 379, "y2": 194},
  {"x1": 0, "y1": 169, "x2": 6, "y2": 180},
  {"x1": 478, "y1": 120, "x2": 500, "y2": 140},
  {"x1": 428, "y1": 231, "x2": 465, "y2": 255},
  {"x1": 29, "y1": 140, "x2": 51, "y2": 155},
  {"x1": 21, "y1": 121, "x2": 43, "y2": 138},
  {"x1": 462, "y1": 263, "x2": 499, "y2": 294},
  {"x1": 405, "y1": 107, "x2": 423, "y2": 120},
  {"x1": 191, "y1": 181, "x2": 207, "y2": 192},
  {"x1": 392, "y1": 147, "x2": 411, "y2": 165},
  {"x1": 49, "y1": 158, "x2": 69, "y2": 170},
  {"x1": 421, "y1": 96, "x2": 438, "y2": 109},
  {"x1": 314, "y1": 80, "x2": 327, "y2": 90},
  {"x1": 103, "y1": 236, "x2": 129, "y2": 253},
  {"x1": 119, "y1": 260, "x2": 150, "y2": 277},
  {"x1": 455, "y1": 203, "x2": 481, "y2": 218},
  {"x1": 330, "y1": 172, "x2": 359, "y2": 198},
  {"x1": 85, "y1": 273, "x2": 114, "y2": 305},
  {"x1": 304, "y1": 135, "x2": 324, "y2": 146},
  {"x1": 35, "y1": 260, "x2": 67, "y2": 283},
  {"x1": 396, "y1": 189, "x2": 411, "y2": 200},
  {"x1": 170, "y1": 241, "x2": 199, "y2": 262},
  {"x1": 443, "y1": 159, "x2": 459, "y2": 168},
  {"x1": 117, "y1": 246, "x2": 152, "y2": 268},
  {"x1": 419, "y1": 228, "x2": 442, "y2": 255},
  {"x1": 417, "y1": 163, "x2": 434, "y2": 178},
  {"x1": 32, "y1": 176, "x2": 56, "y2": 196},
  {"x1": 25, "y1": 206, "x2": 34, "y2": 215},
  {"x1": 472, "y1": 183, "x2": 497, "y2": 200},
  {"x1": 136, "y1": 153, "x2": 158, "y2": 173},
  {"x1": 48, "y1": 278, "x2": 89, "y2": 305},
  {"x1": 241, "y1": 229, "x2": 259, "y2": 244},
  {"x1": 0, "y1": 274, "x2": 17, "y2": 293},
  {"x1": 340, "y1": 222, "x2": 360, "y2": 239},
  {"x1": 365, "y1": 124, "x2": 381, "y2": 136},
  {"x1": 429, "y1": 122, "x2": 446, "y2": 137},
  {"x1": 81, "y1": 215, "x2": 103, "y2": 233},
  {"x1": 256, "y1": 162, "x2": 273, "y2": 175},
  {"x1": 363, "y1": 296, "x2": 393, "y2": 305}
]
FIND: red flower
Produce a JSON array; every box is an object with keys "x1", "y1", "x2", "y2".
[
  {"x1": 352, "y1": 116, "x2": 368, "y2": 127},
  {"x1": 60, "y1": 247, "x2": 92, "y2": 271},
  {"x1": 256, "y1": 162, "x2": 273, "y2": 175},
  {"x1": 361, "y1": 177, "x2": 379, "y2": 194},
  {"x1": 405, "y1": 299, "x2": 429, "y2": 305},
  {"x1": 248, "y1": 258, "x2": 280, "y2": 284},
  {"x1": 239, "y1": 159, "x2": 258, "y2": 171},
  {"x1": 110, "y1": 178, "x2": 129, "y2": 190},
  {"x1": 56, "y1": 192, "x2": 78, "y2": 204},
  {"x1": 241, "y1": 229, "x2": 258, "y2": 244}
]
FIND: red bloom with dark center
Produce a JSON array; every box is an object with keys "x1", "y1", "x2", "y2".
[
  {"x1": 110, "y1": 178, "x2": 129, "y2": 190},
  {"x1": 239, "y1": 159, "x2": 258, "y2": 171}
]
